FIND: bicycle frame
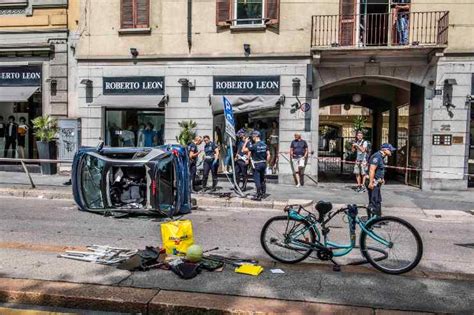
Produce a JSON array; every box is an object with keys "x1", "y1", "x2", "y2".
[{"x1": 286, "y1": 206, "x2": 391, "y2": 257}]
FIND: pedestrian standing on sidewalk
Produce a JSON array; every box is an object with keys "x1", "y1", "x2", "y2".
[
  {"x1": 290, "y1": 133, "x2": 308, "y2": 187},
  {"x1": 243, "y1": 131, "x2": 270, "y2": 201},
  {"x1": 188, "y1": 136, "x2": 203, "y2": 192},
  {"x1": 202, "y1": 135, "x2": 219, "y2": 192},
  {"x1": 235, "y1": 129, "x2": 250, "y2": 191},
  {"x1": 367, "y1": 143, "x2": 396, "y2": 216},
  {"x1": 352, "y1": 130, "x2": 369, "y2": 193}
]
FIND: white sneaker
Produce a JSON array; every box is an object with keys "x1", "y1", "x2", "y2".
[{"x1": 296, "y1": 184, "x2": 301, "y2": 188}]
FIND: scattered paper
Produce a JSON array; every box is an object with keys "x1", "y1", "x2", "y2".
[{"x1": 270, "y1": 269, "x2": 285, "y2": 274}]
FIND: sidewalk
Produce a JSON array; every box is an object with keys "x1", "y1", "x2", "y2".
[
  {"x1": 1, "y1": 171, "x2": 474, "y2": 212},
  {"x1": 0, "y1": 181, "x2": 473, "y2": 313}
]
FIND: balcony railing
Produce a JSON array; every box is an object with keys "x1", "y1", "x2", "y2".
[{"x1": 311, "y1": 11, "x2": 449, "y2": 48}]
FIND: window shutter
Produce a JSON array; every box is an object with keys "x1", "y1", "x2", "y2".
[
  {"x1": 265, "y1": 0, "x2": 280, "y2": 30},
  {"x1": 339, "y1": 0, "x2": 356, "y2": 46},
  {"x1": 216, "y1": 0, "x2": 232, "y2": 27},
  {"x1": 135, "y1": 0, "x2": 150, "y2": 28},
  {"x1": 121, "y1": 0, "x2": 134, "y2": 29}
]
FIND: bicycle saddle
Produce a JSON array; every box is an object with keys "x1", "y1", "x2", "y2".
[{"x1": 315, "y1": 201, "x2": 333, "y2": 216}]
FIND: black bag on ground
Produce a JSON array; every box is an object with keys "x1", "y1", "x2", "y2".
[{"x1": 170, "y1": 262, "x2": 201, "y2": 279}]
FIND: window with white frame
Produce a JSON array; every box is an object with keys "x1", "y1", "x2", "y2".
[{"x1": 234, "y1": 0, "x2": 264, "y2": 25}]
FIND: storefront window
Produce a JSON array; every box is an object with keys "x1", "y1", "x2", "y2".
[
  {"x1": 104, "y1": 109, "x2": 165, "y2": 147},
  {"x1": 235, "y1": 0, "x2": 263, "y2": 25}
]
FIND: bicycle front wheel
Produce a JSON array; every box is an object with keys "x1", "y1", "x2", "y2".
[
  {"x1": 360, "y1": 216, "x2": 423, "y2": 274},
  {"x1": 260, "y1": 216, "x2": 316, "y2": 264}
]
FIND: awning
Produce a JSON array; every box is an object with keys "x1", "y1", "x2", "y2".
[
  {"x1": 210, "y1": 95, "x2": 285, "y2": 115},
  {"x1": 0, "y1": 86, "x2": 39, "y2": 102},
  {"x1": 90, "y1": 94, "x2": 168, "y2": 107}
]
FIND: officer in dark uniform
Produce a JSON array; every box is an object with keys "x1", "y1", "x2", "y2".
[
  {"x1": 202, "y1": 135, "x2": 219, "y2": 191},
  {"x1": 243, "y1": 131, "x2": 270, "y2": 201},
  {"x1": 367, "y1": 143, "x2": 396, "y2": 216},
  {"x1": 235, "y1": 129, "x2": 250, "y2": 191},
  {"x1": 188, "y1": 136, "x2": 202, "y2": 192}
]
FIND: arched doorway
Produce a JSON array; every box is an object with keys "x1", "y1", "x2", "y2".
[{"x1": 317, "y1": 76, "x2": 424, "y2": 187}]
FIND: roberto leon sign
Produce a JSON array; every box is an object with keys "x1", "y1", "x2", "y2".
[
  {"x1": 103, "y1": 76, "x2": 165, "y2": 95},
  {"x1": 0, "y1": 65, "x2": 42, "y2": 86},
  {"x1": 213, "y1": 76, "x2": 280, "y2": 95}
]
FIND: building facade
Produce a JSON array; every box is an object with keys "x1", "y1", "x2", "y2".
[
  {"x1": 0, "y1": 0, "x2": 69, "y2": 160},
  {"x1": 70, "y1": 0, "x2": 474, "y2": 190}
]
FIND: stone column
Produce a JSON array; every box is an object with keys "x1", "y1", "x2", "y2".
[{"x1": 309, "y1": 92, "x2": 320, "y2": 184}]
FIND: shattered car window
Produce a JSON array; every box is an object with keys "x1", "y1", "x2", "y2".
[
  {"x1": 158, "y1": 155, "x2": 174, "y2": 209},
  {"x1": 81, "y1": 154, "x2": 105, "y2": 208}
]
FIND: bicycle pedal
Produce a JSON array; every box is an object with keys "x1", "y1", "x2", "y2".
[{"x1": 333, "y1": 265, "x2": 341, "y2": 272}]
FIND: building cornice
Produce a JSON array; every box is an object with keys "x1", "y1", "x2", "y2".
[{"x1": 76, "y1": 53, "x2": 312, "y2": 64}]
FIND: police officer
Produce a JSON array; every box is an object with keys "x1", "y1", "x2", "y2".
[
  {"x1": 188, "y1": 136, "x2": 202, "y2": 192},
  {"x1": 202, "y1": 135, "x2": 219, "y2": 191},
  {"x1": 235, "y1": 129, "x2": 250, "y2": 191},
  {"x1": 367, "y1": 143, "x2": 396, "y2": 216},
  {"x1": 243, "y1": 131, "x2": 270, "y2": 201}
]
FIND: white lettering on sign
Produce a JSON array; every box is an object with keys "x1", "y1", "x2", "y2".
[
  {"x1": 216, "y1": 80, "x2": 279, "y2": 90},
  {"x1": 0, "y1": 72, "x2": 21, "y2": 79},
  {"x1": 142, "y1": 81, "x2": 164, "y2": 90},
  {"x1": 22, "y1": 72, "x2": 41, "y2": 80},
  {"x1": 216, "y1": 81, "x2": 255, "y2": 90},
  {"x1": 256, "y1": 81, "x2": 279, "y2": 89},
  {"x1": 0, "y1": 72, "x2": 40, "y2": 80},
  {"x1": 105, "y1": 82, "x2": 140, "y2": 90}
]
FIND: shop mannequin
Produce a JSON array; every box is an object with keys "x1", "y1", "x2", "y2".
[
  {"x1": 0, "y1": 116, "x2": 5, "y2": 156},
  {"x1": 4, "y1": 116, "x2": 18, "y2": 158},
  {"x1": 17, "y1": 117, "x2": 29, "y2": 159}
]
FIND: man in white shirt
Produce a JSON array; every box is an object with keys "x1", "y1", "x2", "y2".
[{"x1": 352, "y1": 130, "x2": 368, "y2": 193}]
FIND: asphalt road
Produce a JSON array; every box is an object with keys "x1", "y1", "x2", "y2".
[{"x1": 0, "y1": 197, "x2": 473, "y2": 313}]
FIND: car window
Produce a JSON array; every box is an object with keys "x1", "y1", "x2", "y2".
[
  {"x1": 157, "y1": 155, "x2": 174, "y2": 209},
  {"x1": 81, "y1": 154, "x2": 105, "y2": 209}
]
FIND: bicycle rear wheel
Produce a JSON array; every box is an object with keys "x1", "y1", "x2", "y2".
[
  {"x1": 360, "y1": 216, "x2": 423, "y2": 274},
  {"x1": 260, "y1": 216, "x2": 316, "y2": 264}
]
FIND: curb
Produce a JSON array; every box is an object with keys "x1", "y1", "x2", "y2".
[
  {"x1": 0, "y1": 187, "x2": 314, "y2": 210},
  {"x1": 0, "y1": 187, "x2": 472, "y2": 216},
  {"x1": 0, "y1": 277, "x2": 435, "y2": 314}
]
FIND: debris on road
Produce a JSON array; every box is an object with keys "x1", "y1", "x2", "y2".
[{"x1": 58, "y1": 245, "x2": 137, "y2": 265}]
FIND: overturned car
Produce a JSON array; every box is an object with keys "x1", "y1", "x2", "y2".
[{"x1": 72, "y1": 143, "x2": 192, "y2": 217}]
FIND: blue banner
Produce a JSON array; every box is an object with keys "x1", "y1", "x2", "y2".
[{"x1": 223, "y1": 96, "x2": 236, "y2": 140}]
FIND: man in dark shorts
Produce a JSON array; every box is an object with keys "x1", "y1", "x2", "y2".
[{"x1": 290, "y1": 133, "x2": 308, "y2": 187}]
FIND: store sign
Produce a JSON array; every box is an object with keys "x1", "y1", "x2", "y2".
[
  {"x1": 213, "y1": 76, "x2": 280, "y2": 95},
  {"x1": 0, "y1": 65, "x2": 42, "y2": 86},
  {"x1": 103, "y1": 76, "x2": 165, "y2": 95}
]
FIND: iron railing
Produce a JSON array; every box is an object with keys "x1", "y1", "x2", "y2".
[{"x1": 311, "y1": 11, "x2": 449, "y2": 48}]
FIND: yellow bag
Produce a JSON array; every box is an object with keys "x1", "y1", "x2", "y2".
[{"x1": 161, "y1": 220, "x2": 194, "y2": 255}]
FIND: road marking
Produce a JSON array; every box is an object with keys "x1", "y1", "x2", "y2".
[
  {"x1": 0, "y1": 307, "x2": 72, "y2": 315},
  {"x1": 0, "y1": 242, "x2": 86, "y2": 253}
]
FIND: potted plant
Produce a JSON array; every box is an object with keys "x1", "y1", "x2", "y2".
[
  {"x1": 32, "y1": 115, "x2": 59, "y2": 175},
  {"x1": 176, "y1": 120, "x2": 197, "y2": 146}
]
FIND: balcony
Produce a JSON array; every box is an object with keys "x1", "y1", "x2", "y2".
[{"x1": 311, "y1": 11, "x2": 449, "y2": 50}]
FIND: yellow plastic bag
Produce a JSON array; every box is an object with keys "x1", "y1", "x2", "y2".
[{"x1": 161, "y1": 220, "x2": 194, "y2": 255}]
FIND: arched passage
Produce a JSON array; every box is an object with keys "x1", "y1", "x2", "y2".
[{"x1": 316, "y1": 76, "x2": 424, "y2": 187}]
